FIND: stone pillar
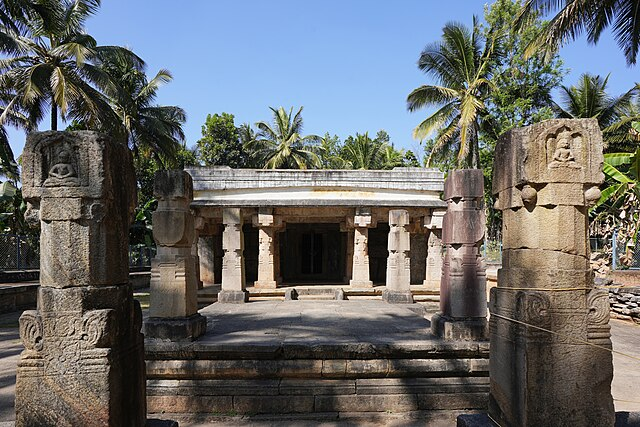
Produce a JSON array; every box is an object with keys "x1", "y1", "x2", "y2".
[
  {"x1": 193, "y1": 217, "x2": 205, "y2": 290},
  {"x1": 423, "y1": 209, "x2": 445, "y2": 291},
  {"x1": 16, "y1": 131, "x2": 145, "y2": 426},
  {"x1": 146, "y1": 170, "x2": 206, "y2": 341},
  {"x1": 349, "y1": 208, "x2": 376, "y2": 288},
  {"x1": 488, "y1": 119, "x2": 613, "y2": 426},
  {"x1": 341, "y1": 221, "x2": 354, "y2": 283},
  {"x1": 383, "y1": 209, "x2": 413, "y2": 303},
  {"x1": 218, "y1": 207, "x2": 248, "y2": 303},
  {"x1": 432, "y1": 169, "x2": 487, "y2": 340},
  {"x1": 198, "y1": 235, "x2": 216, "y2": 286},
  {"x1": 253, "y1": 208, "x2": 282, "y2": 289}
]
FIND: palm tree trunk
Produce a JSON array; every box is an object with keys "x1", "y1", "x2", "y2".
[{"x1": 51, "y1": 102, "x2": 57, "y2": 131}]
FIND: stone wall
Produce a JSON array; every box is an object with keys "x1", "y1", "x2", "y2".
[{"x1": 599, "y1": 277, "x2": 640, "y2": 322}]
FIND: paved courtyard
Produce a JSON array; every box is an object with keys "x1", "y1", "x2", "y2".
[{"x1": 1, "y1": 300, "x2": 639, "y2": 425}]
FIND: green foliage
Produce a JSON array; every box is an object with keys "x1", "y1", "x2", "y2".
[
  {"x1": 196, "y1": 113, "x2": 251, "y2": 167},
  {"x1": 407, "y1": 17, "x2": 500, "y2": 169},
  {"x1": 247, "y1": 106, "x2": 321, "y2": 169},
  {"x1": 518, "y1": 0, "x2": 640, "y2": 66},
  {"x1": 482, "y1": 0, "x2": 564, "y2": 141}
]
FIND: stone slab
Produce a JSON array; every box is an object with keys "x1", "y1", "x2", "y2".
[{"x1": 145, "y1": 313, "x2": 207, "y2": 341}]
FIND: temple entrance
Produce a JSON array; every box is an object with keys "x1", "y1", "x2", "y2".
[{"x1": 280, "y1": 223, "x2": 346, "y2": 284}]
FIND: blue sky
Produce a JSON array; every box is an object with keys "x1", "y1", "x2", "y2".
[{"x1": 6, "y1": 0, "x2": 640, "y2": 160}]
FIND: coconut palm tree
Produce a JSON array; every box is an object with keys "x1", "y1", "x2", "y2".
[
  {"x1": 96, "y1": 53, "x2": 185, "y2": 165},
  {"x1": 247, "y1": 106, "x2": 321, "y2": 169},
  {"x1": 518, "y1": 0, "x2": 640, "y2": 65},
  {"x1": 553, "y1": 73, "x2": 636, "y2": 129},
  {"x1": 340, "y1": 133, "x2": 385, "y2": 170},
  {"x1": 0, "y1": 0, "x2": 142, "y2": 130},
  {"x1": 407, "y1": 18, "x2": 501, "y2": 168}
]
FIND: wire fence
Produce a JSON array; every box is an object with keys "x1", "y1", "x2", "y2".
[
  {"x1": 0, "y1": 234, "x2": 156, "y2": 271},
  {"x1": 604, "y1": 231, "x2": 639, "y2": 270},
  {"x1": 0, "y1": 234, "x2": 40, "y2": 270}
]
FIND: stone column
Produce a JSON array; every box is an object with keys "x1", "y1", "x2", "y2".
[
  {"x1": 487, "y1": 119, "x2": 613, "y2": 426},
  {"x1": 253, "y1": 208, "x2": 282, "y2": 289},
  {"x1": 349, "y1": 208, "x2": 376, "y2": 288},
  {"x1": 432, "y1": 169, "x2": 487, "y2": 340},
  {"x1": 383, "y1": 209, "x2": 413, "y2": 303},
  {"x1": 423, "y1": 209, "x2": 445, "y2": 291},
  {"x1": 341, "y1": 221, "x2": 354, "y2": 283},
  {"x1": 193, "y1": 217, "x2": 205, "y2": 289},
  {"x1": 16, "y1": 131, "x2": 145, "y2": 426},
  {"x1": 146, "y1": 170, "x2": 206, "y2": 341},
  {"x1": 218, "y1": 207, "x2": 248, "y2": 303},
  {"x1": 198, "y1": 234, "x2": 216, "y2": 287}
]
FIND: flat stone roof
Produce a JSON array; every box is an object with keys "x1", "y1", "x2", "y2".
[{"x1": 185, "y1": 167, "x2": 446, "y2": 208}]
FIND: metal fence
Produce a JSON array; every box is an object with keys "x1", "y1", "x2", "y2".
[
  {"x1": 128, "y1": 244, "x2": 156, "y2": 269},
  {"x1": 610, "y1": 230, "x2": 640, "y2": 270},
  {"x1": 0, "y1": 234, "x2": 40, "y2": 270},
  {"x1": 0, "y1": 234, "x2": 156, "y2": 271}
]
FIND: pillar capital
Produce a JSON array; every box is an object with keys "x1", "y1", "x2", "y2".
[{"x1": 347, "y1": 207, "x2": 377, "y2": 228}]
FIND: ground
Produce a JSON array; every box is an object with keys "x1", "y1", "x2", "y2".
[{"x1": 0, "y1": 294, "x2": 639, "y2": 426}]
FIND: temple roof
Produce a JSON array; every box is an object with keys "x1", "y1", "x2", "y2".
[{"x1": 185, "y1": 167, "x2": 446, "y2": 208}]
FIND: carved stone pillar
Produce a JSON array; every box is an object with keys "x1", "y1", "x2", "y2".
[
  {"x1": 383, "y1": 209, "x2": 413, "y2": 303},
  {"x1": 423, "y1": 209, "x2": 445, "y2": 290},
  {"x1": 193, "y1": 217, "x2": 205, "y2": 289},
  {"x1": 349, "y1": 208, "x2": 376, "y2": 288},
  {"x1": 17, "y1": 131, "x2": 145, "y2": 426},
  {"x1": 219, "y1": 207, "x2": 248, "y2": 303},
  {"x1": 486, "y1": 119, "x2": 613, "y2": 426},
  {"x1": 198, "y1": 234, "x2": 216, "y2": 287},
  {"x1": 253, "y1": 208, "x2": 282, "y2": 289},
  {"x1": 432, "y1": 169, "x2": 487, "y2": 341},
  {"x1": 146, "y1": 170, "x2": 206, "y2": 341}
]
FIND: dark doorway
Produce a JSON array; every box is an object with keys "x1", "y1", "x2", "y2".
[
  {"x1": 368, "y1": 223, "x2": 389, "y2": 284},
  {"x1": 280, "y1": 223, "x2": 346, "y2": 284}
]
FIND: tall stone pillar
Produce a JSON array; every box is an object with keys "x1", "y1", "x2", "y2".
[
  {"x1": 432, "y1": 169, "x2": 487, "y2": 340},
  {"x1": 341, "y1": 221, "x2": 354, "y2": 283},
  {"x1": 484, "y1": 119, "x2": 614, "y2": 426},
  {"x1": 146, "y1": 170, "x2": 206, "y2": 341},
  {"x1": 16, "y1": 131, "x2": 145, "y2": 426},
  {"x1": 349, "y1": 208, "x2": 376, "y2": 288},
  {"x1": 383, "y1": 209, "x2": 414, "y2": 303},
  {"x1": 253, "y1": 208, "x2": 282, "y2": 289},
  {"x1": 423, "y1": 209, "x2": 445, "y2": 290},
  {"x1": 219, "y1": 207, "x2": 248, "y2": 303}
]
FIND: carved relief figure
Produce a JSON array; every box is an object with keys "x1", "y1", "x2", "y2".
[
  {"x1": 548, "y1": 128, "x2": 581, "y2": 168},
  {"x1": 45, "y1": 147, "x2": 79, "y2": 186}
]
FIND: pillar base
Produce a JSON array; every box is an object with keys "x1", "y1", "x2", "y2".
[
  {"x1": 431, "y1": 312, "x2": 487, "y2": 341},
  {"x1": 382, "y1": 289, "x2": 414, "y2": 304},
  {"x1": 349, "y1": 279, "x2": 373, "y2": 288},
  {"x1": 218, "y1": 290, "x2": 249, "y2": 303},
  {"x1": 422, "y1": 279, "x2": 440, "y2": 291},
  {"x1": 254, "y1": 280, "x2": 278, "y2": 289},
  {"x1": 145, "y1": 313, "x2": 207, "y2": 341}
]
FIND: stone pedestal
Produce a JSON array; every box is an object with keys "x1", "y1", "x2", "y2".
[
  {"x1": 432, "y1": 169, "x2": 487, "y2": 341},
  {"x1": 253, "y1": 208, "x2": 282, "y2": 289},
  {"x1": 16, "y1": 131, "x2": 146, "y2": 426},
  {"x1": 488, "y1": 119, "x2": 613, "y2": 426},
  {"x1": 349, "y1": 208, "x2": 376, "y2": 288},
  {"x1": 423, "y1": 210, "x2": 445, "y2": 290},
  {"x1": 146, "y1": 170, "x2": 206, "y2": 341},
  {"x1": 383, "y1": 209, "x2": 413, "y2": 304},
  {"x1": 219, "y1": 207, "x2": 248, "y2": 303}
]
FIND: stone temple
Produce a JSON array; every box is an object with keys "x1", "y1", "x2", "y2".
[{"x1": 13, "y1": 118, "x2": 620, "y2": 426}]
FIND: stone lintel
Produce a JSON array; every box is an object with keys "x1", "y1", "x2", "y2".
[{"x1": 145, "y1": 313, "x2": 207, "y2": 341}]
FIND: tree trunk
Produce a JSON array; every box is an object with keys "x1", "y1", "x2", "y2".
[{"x1": 51, "y1": 102, "x2": 57, "y2": 131}]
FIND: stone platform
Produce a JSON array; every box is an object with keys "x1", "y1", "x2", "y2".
[{"x1": 145, "y1": 300, "x2": 489, "y2": 419}]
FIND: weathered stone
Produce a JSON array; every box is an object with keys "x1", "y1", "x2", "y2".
[
  {"x1": 198, "y1": 235, "x2": 216, "y2": 286},
  {"x1": 219, "y1": 207, "x2": 249, "y2": 303},
  {"x1": 147, "y1": 170, "x2": 206, "y2": 341},
  {"x1": 17, "y1": 131, "x2": 145, "y2": 426},
  {"x1": 284, "y1": 288, "x2": 298, "y2": 301},
  {"x1": 423, "y1": 227, "x2": 444, "y2": 290},
  {"x1": 314, "y1": 394, "x2": 418, "y2": 412},
  {"x1": 384, "y1": 209, "x2": 413, "y2": 303},
  {"x1": 349, "y1": 208, "x2": 375, "y2": 287},
  {"x1": 252, "y1": 207, "x2": 282, "y2": 289},
  {"x1": 489, "y1": 119, "x2": 614, "y2": 426},
  {"x1": 433, "y1": 169, "x2": 487, "y2": 340}
]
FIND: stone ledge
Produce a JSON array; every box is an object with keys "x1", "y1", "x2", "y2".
[
  {"x1": 145, "y1": 314, "x2": 207, "y2": 341},
  {"x1": 431, "y1": 313, "x2": 488, "y2": 341}
]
